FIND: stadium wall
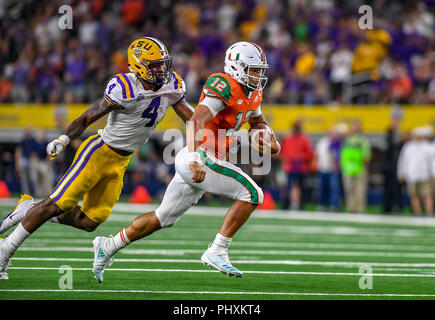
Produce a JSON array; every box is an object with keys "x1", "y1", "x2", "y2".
[{"x1": 0, "y1": 104, "x2": 433, "y2": 142}]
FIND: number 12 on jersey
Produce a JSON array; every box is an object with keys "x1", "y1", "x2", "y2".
[
  {"x1": 141, "y1": 97, "x2": 160, "y2": 127},
  {"x1": 209, "y1": 77, "x2": 228, "y2": 92}
]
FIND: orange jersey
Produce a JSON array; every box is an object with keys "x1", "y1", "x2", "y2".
[{"x1": 199, "y1": 73, "x2": 263, "y2": 159}]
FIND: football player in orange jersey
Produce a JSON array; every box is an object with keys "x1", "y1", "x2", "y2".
[{"x1": 92, "y1": 42, "x2": 281, "y2": 282}]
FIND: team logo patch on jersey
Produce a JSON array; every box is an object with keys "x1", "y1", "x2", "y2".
[
  {"x1": 203, "y1": 88, "x2": 218, "y2": 97},
  {"x1": 237, "y1": 99, "x2": 243, "y2": 104},
  {"x1": 137, "y1": 93, "x2": 145, "y2": 101}
]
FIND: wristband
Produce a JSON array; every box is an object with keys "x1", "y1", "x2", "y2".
[{"x1": 58, "y1": 134, "x2": 70, "y2": 146}]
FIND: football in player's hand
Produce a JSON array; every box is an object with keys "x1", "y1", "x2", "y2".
[{"x1": 249, "y1": 124, "x2": 273, "y2": 154}]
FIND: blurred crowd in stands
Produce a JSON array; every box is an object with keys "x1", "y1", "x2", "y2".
[{"x1": 0, "y1": 0, "x2": 434, "y2": 105}]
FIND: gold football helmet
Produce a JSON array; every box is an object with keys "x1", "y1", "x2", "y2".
[{"x1": 127, "y1": 37, "x2": 172, "y2": 85}]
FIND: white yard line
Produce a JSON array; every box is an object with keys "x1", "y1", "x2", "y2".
[
  {"x1": 15, "y1": 246, "x2": 435, "y2": 258},
  {"x1": 7, "y1": 266, "x2": 435, "y2": 278},
  {"x1": 245, "y1": 225, "x2": 427, "y2": 237},
  {"x1": 0, "y1": 288, "x2": 434, "y2": 297},
  {"x1": 28, "y1": 232, "x2": 435, "y2": 247},
  {"x1": 373, "y1": 267, "x2": 435, "y2": 272}
]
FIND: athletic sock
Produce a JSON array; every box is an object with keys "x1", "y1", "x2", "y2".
[
  {"x1": 1, "y1": 223, "x2": 30, "y2": 258},
  {"x1": 103, "y1": 228, "x2": 131, "y2": 256},
  {"x1": 210, "y1": 233, "x2": 232, "y2": 252}
]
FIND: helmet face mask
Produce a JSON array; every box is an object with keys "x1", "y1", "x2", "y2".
[
  {"x1": 139, "y1": 57, "x2": 173, "y2": 85},
  {"x1": 128, "y1": 37, "x2": 173, "y2": 85},
  {"x1": 240, "y1": 63, "x2": 268, "y2": 91},
  {"x1": 224, "y1": 42, "x2": 269, "y2": 91}
]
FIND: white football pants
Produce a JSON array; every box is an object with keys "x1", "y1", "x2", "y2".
[{"x1": 155, "y1": 146, "x2": 263, "y2": 227}]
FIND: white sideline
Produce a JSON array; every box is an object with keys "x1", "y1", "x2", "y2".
[
  {"x1": 0, "y1": 288, "x2": 434, "y2": 297},
  {"x1": 2, "y1": 198, "x2": 435, "y2": 227},
  {"x1": 7, "y1": 266, "x2": 435, "y2": 278}
]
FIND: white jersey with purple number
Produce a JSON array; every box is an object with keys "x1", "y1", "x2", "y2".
[{"x1": 98, "y1": 72, "x2": 186, "y2": 152}]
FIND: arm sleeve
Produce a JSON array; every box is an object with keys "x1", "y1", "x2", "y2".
[{"x1": 200, "y1": 96, "x2": 226, "y2": 118}]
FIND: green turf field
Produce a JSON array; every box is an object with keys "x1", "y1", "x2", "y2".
[{"x1": 1, "y1": 198, "x2": 435, "y2": 300}]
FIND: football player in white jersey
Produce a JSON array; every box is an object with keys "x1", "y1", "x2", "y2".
[
  {"x1": 91, "y1": 41, "x2": 281, "y2": 282},
  {"x1": 0, "y1": 37, "x2": 194, "y2": 280}
]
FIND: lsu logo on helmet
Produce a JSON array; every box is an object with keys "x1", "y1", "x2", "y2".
[{"x1": 127, "y1": 37, "x2": 173, "y2": 85}]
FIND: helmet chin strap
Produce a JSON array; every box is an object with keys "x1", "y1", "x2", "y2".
[
  {"x1": 241, "y1": 81, "x2": 258, "y2": 98},
  {"x1": 241, "y1": 76, "x2": 261, "y2": 93},
  {"x1": 241, "y1": 84, "x2": 252, "y2": 95}
]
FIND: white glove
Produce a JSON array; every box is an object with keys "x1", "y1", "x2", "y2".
[{"x1": 46, "y1": 135, "x2": 70, "y2": 159}]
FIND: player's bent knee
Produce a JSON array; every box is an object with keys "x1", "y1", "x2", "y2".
[
  {"x1": 155, "y1": 210, "x2": 180, "y2": 229},
  {"x1": 152, "y1": 215, "x2": 162, "y2": 230},
  {"x1": 237, "y1": 186, "x2": 264, "y2": 205},
  {"x1": 82, "y1": 223, "x2": 99, "y2": 232},
  {"x1": 156, "y1": 217, "x2": 175, "y2": 229},
  {"x1": 130, "y1": 212, "x2": 162, "y2": 233},
  {"x1": 41, "y1": 199, "x2": 64, "y2": 217}
]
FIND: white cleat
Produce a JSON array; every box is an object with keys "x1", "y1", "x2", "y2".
[
  {"x1": 201, "y1": 247, "x2": 243, "y2": 278},
  {"x1": 0, "y1": 194, "x2": 35, "y2": 234},
  {"x1": 92, "y1": 236, "x2": 114, "y2": 283},
  {"x1": 0, "y1": 238, "x2": 11, "y2": 280}
]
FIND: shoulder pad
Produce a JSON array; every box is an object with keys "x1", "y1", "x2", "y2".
[
  {"x1": 203, "y1": 74, "x2": 232, "y2": 103},
  {"x1": 105, "y1": 73, "x2": 136, "y2": 104},
  {"x1": 171, "y1": 71, "x2": 186, "y2": 92}
]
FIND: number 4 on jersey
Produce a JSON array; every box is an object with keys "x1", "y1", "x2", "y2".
[{"x1": 141, "y1": 97, "x2": 160, "y2": 127}]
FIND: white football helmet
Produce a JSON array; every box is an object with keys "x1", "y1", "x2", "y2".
[{"x1": 224, "y1": 42, "x2": 269, "y2": 91}]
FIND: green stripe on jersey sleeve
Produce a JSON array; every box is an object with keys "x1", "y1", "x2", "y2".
[{"x1": 204, "y1": 75, "x2": 231, "y2": 102}]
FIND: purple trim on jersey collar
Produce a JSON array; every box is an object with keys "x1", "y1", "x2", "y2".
[{"x1": 172, "y1": 72, "x2": 179, "y2": 90}]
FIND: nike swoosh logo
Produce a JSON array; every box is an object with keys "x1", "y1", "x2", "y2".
[
  {"x1": 0, "y1": 211, "x2": 13, "y2": 227},
  {"x1": 8, "y1": 212, "x2": 17, "y2": 220}
]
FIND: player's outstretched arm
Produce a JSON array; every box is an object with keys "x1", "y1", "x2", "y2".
[
  {"x1": 186, "y1": 104, "x2": 215, "y2": 183},
  {"x1": 47, "y1": 98, "x2": 120, "y2": 159},
  {"x1": 65, "y1": 98, "x2": 120, "y2": 140},
  {"x1": 172, "y1": 97, "x2": 194, "y2": 123},
  {"x1": 248, "y1": 114, "x2": 281, "y2": 155}
]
